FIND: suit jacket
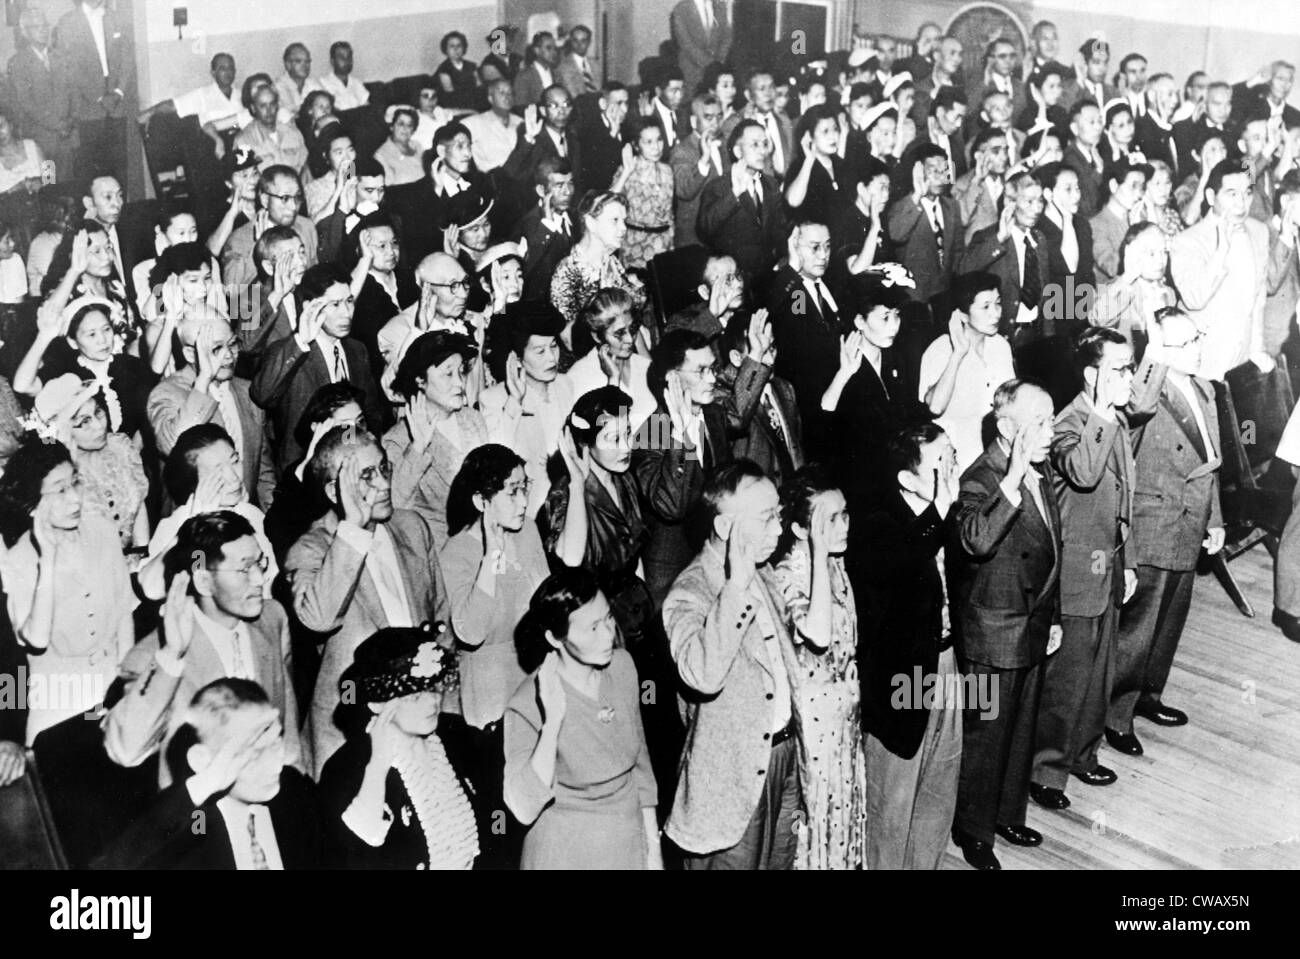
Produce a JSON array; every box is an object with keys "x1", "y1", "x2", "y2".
[
  {"x1": 720, "y1": 107, "x2": 793, "y2": 180},
  {"x1": 896, "y1": 129, "x2": 968, "y2": 199},
  {"x1": 1266, "y1": 220, "x2": 1300, "y2": 349},
  {"x1": 1049, "y1": 361, "x2": 1162, "y2": 618},
  {"x1": 1168, "y1": 212, "x2": 1270, "y2": 379},
  {"x1": 632, "y1": 402, "x2": 730, "y2": 606},
  {"x1": 147, "y1": 368, "x2": 277, "y2": 509},
  {"x1": 717, "y1": 359, "x2": 803, "y2": 488},
  {"x1": 887, "y1": 193, "x2": 964, "y2": 305},
  {"x1": 696, "y1": 171, "x2": 785, "y2": 281},
  {"x1": 103, "y1": 599, "x2": 304, "y2": 788},
  {"x1": 249, "y1": 334, "x2": 387, "y2": 472},
  {"x1": 6, "y1": 45, "x2": 74, "y2": 151},
  {"x1": 53, "y1": 3, "x2": 134, "y2": 122},
  {"x1": 91, "y1": 768, "x2": 323, "y2": 869},
  {"x1": 1134, "y1": 114, "x2": 1179, "y2": 177},
  {"x1": 286, "y1": 508, "x2": 450, "y2": 776},
  {"x1": 220, "y1": 216, "x2": 319, "y2": 298},
  {"x1": 1231, "y1": 82, "x2": 1300, "y2": 131},
  {"x1": 1129, "y1": 371, "x2": 1223, "y2": 570},
  {"x1": 952, "y1": 440, "x2": 1061, "y2": 669},
  {"x1": 768, "y1": 264, "x2": 842, "y2": 457},
  {"x1": 1062, "y1": 78, "x2": 1117, "y2": 113},
  {"x1": 511, "y1": 204, "x2": 575, "y2": 302},
  {"x1": 959, "y1": 224, "x2": 1052, "y2": 336},
  {"x1": 953, "y1": 170, "x2": 1000, "y2": 245},
  {"x1": 502, "y1": 124, "x2": 584, "y2": 197},
  {"x1": 511, "y1": 63, "x2": 551, "y2": 114},
  {"x1": 831, "y1": 350, "x2": 928, "y2": 508},
  {"x1": 555, "y1": 52, "x2": 599, "y2": 99},
  {"x1": 662, "y1": 543, "x2": 806, "y2": 854},
  {"x1": 353, "y1": 270, "x2": 419, "y2": 384},
  {"x1": 1062, "y1": 143, "x2": 1106, "y2": 219},
  {"x1": 670, "y1": 133, "x2": 725, "y2": 248},
  {"x1": 575, "y1": 112, "x2": 624, "y2": 193},
  {"x1": 1038, "y1": 211, "x2": 1097, "y2": 298},
  {"x1": 1090, "y1": 203, "x2": 1130, "y2": 284},
  {"x1": 1172, "y1": 116, "x2": 1232, "y2": 177},
  {"x1": 671, "y1": 0, "x2": 732, "y2": 93},
  {"x1": 850, "y1": 490, "x2": 951, "y2": 760}
]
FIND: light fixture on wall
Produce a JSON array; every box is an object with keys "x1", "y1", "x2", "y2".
[{"x1": 173, "y1": 6, "x2": 188, "y2": 41}]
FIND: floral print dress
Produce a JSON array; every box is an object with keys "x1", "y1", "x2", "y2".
[
  {"x1": 618, "y1": 158, "x2": 675, "y2": 269},
  {"x1": 771, "y1": 543, "x2": 867, "y2": 870}
]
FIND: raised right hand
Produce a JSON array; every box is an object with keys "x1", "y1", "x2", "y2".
[
  {"x1": 366, "y1": 701, "x2": 403, "y2": 769},
  {"x1": 948, "y1": 310, "x2": 972, "y2": 355},
  {"x1": 536, "y1": 653, "x2": 567, "y2": 728},
  {"x1": 664, "y1": 370, "x2": 692, "y2": 436},
  {"x1": 524, "y1": 104, "x2": 542, "y2": 141},
  {"x1": 1006, "y1": 423, "x2": 1034, "y2": 483},
  {"x1": 558, "y1": 425, "x2": 591, "y2": 483},
  {"x1": 838, "y1": 331, "x2": 865, "y2": 373},
  {"x1": 161, "y1": 570, "x2": 196, "y2": 658},
  {"x1": 193, "y1": 319, "x2": 218, "y2": 388},
  {"x1": 723, "y1": 512, "x2": 757, "y2": 592},
  {"x1": 337, "y1": 452, "x2": 374, "y2": 528},
  {"x1": 69, "y1": 230, "x2": 90, "y2": 276}
]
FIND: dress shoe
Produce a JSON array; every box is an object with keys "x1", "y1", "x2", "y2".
[
  {"x1": 1030, "y1": 783, "x2": 1071, "y2": 810},
  {"x1": 995, "y1": 823, "x2": 1042, "y2": 847},
  {"x1": 1073, "y1": 764, "x2": 1118, "y2": 786},
  {"x1": 1135, "y1": 700, "x2": 1188, "y2": 726},
  {"x1": 1105, "y1": 727, "x2": 1144, "y2": 756},
  {"x1": 951, "y1": 831, "x2": 1002, "y2": 870},
  {"x1": 1273, "y1": 608, "x2": 1300, "y2": 643}
]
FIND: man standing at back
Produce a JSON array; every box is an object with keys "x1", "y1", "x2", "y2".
[
  {"x1": 54, "y1": 0, "x2": 134, "y2": 181},
  {"x1": 672, "y1": 0, "x2": 732, "y2": 96}
]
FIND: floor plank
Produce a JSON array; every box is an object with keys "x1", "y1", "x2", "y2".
[{"x1": 941, "y1": 548, "x2": 1300, "y2": 870}]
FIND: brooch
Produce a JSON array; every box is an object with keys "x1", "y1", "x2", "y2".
[
  {"x1": 597, "y1": 706, "x2": 616, "y2": 724},
  {"x1": 400, "y1": 805, "x2": 413, "y2": 827}
]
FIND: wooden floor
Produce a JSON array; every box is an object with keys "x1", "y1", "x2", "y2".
[{"x1": 940, "y1": 548, "x2": 1300, "y2": 870}]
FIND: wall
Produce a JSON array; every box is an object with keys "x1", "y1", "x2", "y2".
[
  {"x1": 853, "y1": 0, "x2": 1300, "y2": 99},
  {"x1": 137, "y1": 0, "x2": 498, "y2": 105}
]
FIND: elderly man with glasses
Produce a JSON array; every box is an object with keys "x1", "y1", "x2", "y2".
[{"x1": 220, "y1": 164, "x2": 319, "y2": 304}]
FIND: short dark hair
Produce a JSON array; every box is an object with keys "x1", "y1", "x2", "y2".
[
  {"x1": 568, "y1": 386, "x2": 634, "y2": 450},
  {"x1": 391, "y1": 330, "x2": 477, "y2": 400},
  {"x1": 0, "y1": 438, "x2": 73, "y2": 548},
  {"x1": 163, "y1": 510, "x2": 258, "y2": 591},
  {"x1": 1117, "y1": 221, "x2": 1160, "y2": 275},
  {"x1": 440, "y1": 31, "x2": 467, "y2": 54},
  {"x1": 648, "y1": 328, "x2": 714, "y2": 405},
  {"x1": 1206, "y1": 157, "x2": 1250, "y2": 198},
  {"x1": 1119, "y1": 53, "x2": 1147, "y2": 72},
  {"x1": 970, "y1": 126, "x2": 1005, "y2": 157},
  {"x1": 1074, "y1": 325, "x2": 1129, "y2": 373},
  {"x1": 887, "y1": 421, "x2": 948, "y2": 477},
  {"x1": 952, "y1": 271, "x2": 1001, "y2": 314},
  {"x1": 446, "y1": 443, "x2": 526, "y2": 537},
  {"x1": 727, "y1": 118, "x2": 764, "y2": 159},
  {"x1": 294, "y1": 382, "x2": 366, "y2": 450},
  {"x1": 258, "y1": 164, "x2": 300, "y2": 196},
  {"x1": 433, "y1": 121, "x2": 472, "y2": 150},
  {"x1": 701, "y1": 459, "x2": 768, "y2": 521},
  {"x1": 354, "y1": 155, "x2": 384, "y2": 180},
  {"x1": 295, "y1": 262, "x2": 350, "y2": 314},
  {"x1": 485, "y1": 300, "x2": 566, "y2": 383},
  {"x1": 515, "y1": 568, "x2": 601, "y2": 674},
  {"x1": 775, "y1": 463, "x2": 841, "y2": 560},
  {"x1": 149, "y1": 241, "x2": 210, "y2": 290},
  {"x1": 165, "y1": 424, "x2": 236, "y2": 504},
  {"x1": 930, "y1": 86, "x2": 967, "y2": 116},
  {"x1": 534, "y1": 155, "x2": 573, "y2": 189},
  {"x1": 329, "y1": 41, "x2": 351, "y2": 59},
  {"x1": 1068, "y1": 98, "x2": 1101, "y2": 125}
]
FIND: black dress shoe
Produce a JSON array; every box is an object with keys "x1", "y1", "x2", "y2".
[
  {"x1": 996, "y1": 823, "x2": 1043, "y2": 847},
  {"x1": 1073, "y1": 764, "x2": 1118, "y2": 786},
  {"x1": 952, "y1": 834, "x2": 1002, "y2": 870},
  {"x1": 1030, "y1": 783, "x2": 1071, "y2": 809},
  {"x1": 1105, "y1": 727, "x2": 1144, "y2": 756},
  {"x1": 1136, "y1": 700, "x2": 1188, "y2": 726},
  {"x1": 1273, "y1": 608, "x2": 1300, "y2": 642}
]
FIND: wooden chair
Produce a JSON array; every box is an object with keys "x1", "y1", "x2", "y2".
[
  {"x1": 1209, "y1": 357, "x2": 1298, "y2": 616},
  {"x1": 645, "y1": 244, "x2": 710, "y2": 329}
]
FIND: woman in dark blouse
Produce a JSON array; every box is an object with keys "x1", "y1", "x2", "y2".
[
  {"x1": 434, "y1": 31, "x2": 480, "y2": 112},
  {"x1": 318, "y1": 626, "x2": 479, "y2": 870},
  {"x1": 784, "y1": 103, "x2": 846, "y2": 228}
]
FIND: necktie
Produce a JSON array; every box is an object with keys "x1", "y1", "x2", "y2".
[
  {"x1": 764, "y1": 113, "x2": 784, "y2": 174},
  {"x1": 581, "y1": 60, "x2": 595, "y2": 93},
  {"x1": 248, "y1": 813, "x2": 270, "y2": 870},
  {"x1": 813, "y1": 280, "x2": 832, "y2": 323},
  {"x1": 926, "y1": 199, "x2": 944, "y2": 266},
  {"x1": 333, "y1": 343, "x2": 346, "y2": 381},
  {"x1": 751, "y1": 180, "x2": 764, "y2": 226},
  {"x1": 229, "y1": 626, "x2": 247, "y2": 678},
  {"x1": 1167, "y1": 381, "x2": 1209, "y2": 461},
  {"x1": 762, "y1": 390, "x2": 790, "y2": 455},
  {"x1": 1021, "y1": 235, "x2": 1042, "y2": 307},
  {"x1": 1024, "y1": 473, "x2": 1048, "y2": 525},
  {"x1": 558, "y1": 133, "x2": 568, "y2": 157}
]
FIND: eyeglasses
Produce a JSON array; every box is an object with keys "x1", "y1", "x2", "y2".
[
  {"x1": 359, "y1": 460, "x2": 394, "y2": 485},
  {"x1": 428, "y1": 280, "x2": 472, "y2": 293},
  {"x1": 264, "y1": 192, "x2": 302, "y2": 204},
  {"x1": 211, "y1": 555, "x2": 271, "y2": 578},
  {"x1": 679, "y1": 364, "x2": 718, "y2": 379},
  {"x1": 1164, "y1": 331, "x2": 1205, "y2": 349}
]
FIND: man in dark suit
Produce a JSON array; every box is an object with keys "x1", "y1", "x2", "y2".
[
  {"x1": 1037, "y1": 163, "x2": 1096, "y2": 341},
  {"x1": 1231, "y1": 61, "x2": 1300, "y2": 132},
  {"x1": 1134, "y1": 74, "x2": 1180, "y2": 177},
  {"x1": 1108, "y1": 309, "x2": 1224, "y2": 751},
  {"x1": 719, "y1": 70, "x2": 794, "y2": 180},
  {"x1": 1173, "y1": 81, "x2": 1234, "y2": 175},
  {"x1": 768, "y1": 221, "x2": 842, "y2": 463},
  {"x1": 53, "y1": 0, "x2": 134, "y2": 182},
  {"x1": 715, "y1": 311, "x2": 802, "y2": 490},
  {"x1": 960, "y1": 170, "x2": 1053, "y2": 351},
  {"x1": 899, "y1": 86, "x2": 969, "y2": 196},
  {"x1": 510, "y1": 156, "x2": 576, "y2": 303},
  {"x1": 317, "y1": 156, "x2": 390, "y2": 266},
  {"x1": 671, "y1": 93, "x2": 726, "y2": 249},
  {"x1": 250, "y1": 264, "x2": 387, "y2": 472},
  {"x1": 0, "y1": 595, "x2": 26, "y2": 789},
  {"x1": 7, "y1": 6, "x2": 75, "y2": 180},
  {"x1": 1030, "y1": 328, "x2": 1163, "y2": 812},
  {"x1": 632, "y1": 329, "x2": 733, "y2": 606},
  {"x1": 910, "y1": 37, "x2": 965, "y2": 131},
  {"x1": 348, "y1": 212, "x2": 419, "y2": 384},
  {"x1": 697, "y1": 119, "x2": 785, "y2": 283},
  {"x1": 1061, "y1": 38, "x2": 1116, "y2": 113},
  {"x1": 1062, "y1": 99, "x2": 1107, "y2": 218},
  {"x1": 950, "y1": 380, "x2": 1061, "y2": 870},
  {"x1": 887, "y1": 144, "x2": 964, "y2": 314},
  {"x1": 967, "y1": 38, "x2": 1026, "y2": 137},
  {"x1": 852, "y1": 422, "x2": 963, "y2": 869},
  {"x1": 895, "y1": 23, "x2": 943, "y2": 85},
  {"x1": 512, "y1": 32, "x2": 559, "y2": 114},
  {"x1": 671, "y1": 0, "x2": 732, "y2": 98},
  {"x1": 148, "y1": 316, "x2": 277, "y2": 510},
  {"x1": 502, "y1": 85, "x2": 583, "y2": 200},
  {"x1": 94, "y1": 678, "x2": 323, "y2": 869},
  {"x1": 952, "y1": 128, "x2": 1008, "y2": 245},
  {"x1": 574, "y1": 82, "x2": 628, "y2": 194}
]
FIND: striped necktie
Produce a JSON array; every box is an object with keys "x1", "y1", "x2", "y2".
[{"x1": 248, "y1": 813, "x2": 270, "y2": 870}]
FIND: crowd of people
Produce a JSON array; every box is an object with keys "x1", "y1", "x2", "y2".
[{"x1": 0, "y1": 1, "x2": 1296, "y2": 871}]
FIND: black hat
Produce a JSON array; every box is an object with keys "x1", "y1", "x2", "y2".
[
  {"x1": 224, "y1": 144, "x2": 261, "y2": 176},
  {"x1": 339, "y1": 624, "x2": 458, "y2": 705}
]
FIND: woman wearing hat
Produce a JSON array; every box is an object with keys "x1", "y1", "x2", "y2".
[
  {"x1": 442, "y1": 189, "x2": 495, "y2": 278},
  {"x1": 0, "y1": 437, "x2": 136, "y2": 744},
  {"x1": 15, "y1": 254, "x2": 156, "y2": 441},
  {"x1": 204, "y1": 146, "x2": 263, "y2": 270},
  {"x1": 504, "y1": 569, "x2": 660, "y2": 869},
  {"x1": 375, "y1": 106, "x2": 425, "y2": 187},
  {"x1": 318, "y1": 625, "x2": 478, "y2": 869},
  {"x1": 384, "y1": 330, "x2": 489, "y2": 549},
  {"x1": 27, "y1": 373, "x2": 149, "y2": 549}
]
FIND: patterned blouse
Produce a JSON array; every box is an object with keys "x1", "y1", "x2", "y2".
[
  {"x1": 75, "y1": 432, "x2": 150, "y2": 548},
  {"x1": 549, "y1": 246, "x2": 647, "y2": 330},
  {"x1": 618, "y1": 159, "x2": 675, "y2": 269}
]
